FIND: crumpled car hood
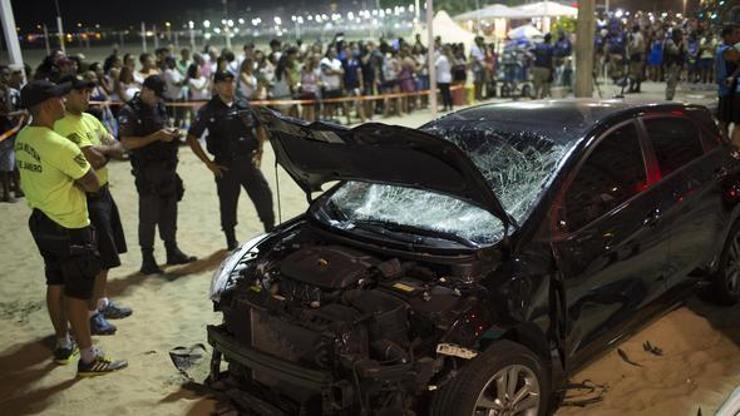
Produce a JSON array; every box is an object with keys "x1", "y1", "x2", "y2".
[{"x1": 256, "y1": 108, "x2": 514, "y2": 230}]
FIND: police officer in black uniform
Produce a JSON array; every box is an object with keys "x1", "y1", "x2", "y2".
[
  {"x1": 187, "y1": 71, "x2": 274, "y2": 250},
  {"x1": 118, "y1": 75, "x2": 196, "y2": 274}
]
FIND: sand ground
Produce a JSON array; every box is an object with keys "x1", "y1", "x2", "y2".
[{"x1": 0, "y1": 82, "x2": 738, "y2": 416}]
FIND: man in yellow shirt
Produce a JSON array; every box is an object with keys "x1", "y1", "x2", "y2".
[
  {"x1": 55, "y1": 75, "x2": 132, "y2": 337},
  {"x1": 16, "y1": 80, "x2": 127, "y2": 376}
]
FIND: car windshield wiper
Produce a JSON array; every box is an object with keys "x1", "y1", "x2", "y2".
[{"x1": 354, "y1": 220, "x2": 479, "y2": 249}]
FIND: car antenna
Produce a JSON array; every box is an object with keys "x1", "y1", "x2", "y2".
[{"x1": 274, "y1": 158, "x2": 283, "y2": 224}]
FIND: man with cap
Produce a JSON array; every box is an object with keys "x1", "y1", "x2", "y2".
[
  {"x1": 16, "y1": 80, "x2": 127, "y2": 375},
  {"x1": 54, "y1": 75, "x2": 133, "y2": 336},
  {"x1": 187, "y1": 70, "x2": 274, "y2": 250},
  {"x1": 118, "y1": 75, "x2": 196, "y2": 274}
]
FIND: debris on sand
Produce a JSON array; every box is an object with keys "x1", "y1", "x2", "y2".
[
  {"x1": 561, "y1": 379, "x2": 610, "y2": 408},
  {"x1": 168, "y1": 343, "x2": 208, "y2": 380},
  {"x1": 642, "y1": 341, "x2": 664, "y2": 356},
  {"x1": 617, "y1": 348, "x2": 643, "y2": 367}
]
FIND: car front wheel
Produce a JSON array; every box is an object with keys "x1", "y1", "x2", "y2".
[{"x1": 431, "y1": 340, "x2": 550, "y2": 416}]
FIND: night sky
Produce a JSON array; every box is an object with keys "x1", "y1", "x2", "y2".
[
  {"x1": 10, "y1": 0, "x2": 279, "y2": 29},
  {"x1": 10, "y1": 0, "x2": 691, "y2": 30}
]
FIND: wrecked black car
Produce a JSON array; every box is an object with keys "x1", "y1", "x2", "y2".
[{"x1": 206, "y1": 100, "x2": 740, "y2": 415}]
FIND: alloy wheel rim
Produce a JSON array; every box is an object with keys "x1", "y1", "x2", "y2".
[{"x1": 473, "y1": 364, "x2": 540, "y2": 416}]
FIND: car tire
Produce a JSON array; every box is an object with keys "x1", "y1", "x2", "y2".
[
  {"x1": 430, "y1": 340, "x2": 550, "y2": 416},
  {"x1": 706, "y1": 221, "x2": 740, "y2": 305}
]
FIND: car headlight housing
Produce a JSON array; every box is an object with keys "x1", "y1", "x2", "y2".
[{"x1": 209, "y1": 233, "x2": 268, "y2": 302}]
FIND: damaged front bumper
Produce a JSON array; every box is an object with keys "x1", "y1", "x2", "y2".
[
  {"x1": 206, "y1": 323, "x2": 438, "y2": 415},
  {"x1": 207, "y1": 324, "x2": 355, "y2": 414}
]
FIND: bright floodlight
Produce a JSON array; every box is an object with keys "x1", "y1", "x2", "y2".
[
  {"x1": 274, "y1": 16, "x2": 282, "y2": 25},
  {"x1": 203, "y1": 20, "x2": 211, "y2": 28},
  {"x1": 615, "y1": 9, "x2": 623, "y2": 18},
  {"x1": 238, "y1": 18, "x2": 245, "y2": 24},
  {"x1": 188, "y1": 21, "x2": 195, "y2": 29}
]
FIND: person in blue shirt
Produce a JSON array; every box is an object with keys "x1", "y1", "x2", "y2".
[
  {"x1": 607, "y1": 26, "x2": 627, "y2": 84},
  {"x1": 716, "y1": 25, "x2": 740, "y2": 136},
  {"x1": 531, "y1": 33, "x2": 554, "y2": 99},
  {"x1": 553, "y1": 30, "x2": 572, "y2": 87}
]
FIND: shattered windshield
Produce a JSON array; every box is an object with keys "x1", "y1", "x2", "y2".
[{"x1": 319, "y1": 123, "x2": 577, "y2": 246}]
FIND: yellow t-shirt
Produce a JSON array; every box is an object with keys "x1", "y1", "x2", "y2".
[
  {"x1": 15, "y1": 125, "x2": 91, "y2": 229},
  {"x1": 54, "y1": 112, "x2": 110, "y2": 186}
]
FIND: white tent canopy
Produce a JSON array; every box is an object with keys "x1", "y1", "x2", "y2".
[
  {"x1": 414, "y1": 10, "x2": 476, "y2": 48},
  {"x1": 510, "y1": 1, "x2": 578, "y2": 18},
  {"x1": 507, "y1": 24, "x2": 544, "y2": 39},
  {"x1": 454, "y1": 4, "x2": 518, "y2": 21}
]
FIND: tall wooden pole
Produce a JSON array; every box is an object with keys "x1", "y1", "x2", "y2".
[
  {"x1": 427, "y1": 0, "x2": 437, "y2": 118},
  {"x1": 574, "y1": 0, "x2": 594, "y2": 98}
]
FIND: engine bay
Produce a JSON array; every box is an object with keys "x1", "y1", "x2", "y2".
[{"x1": 214, "y1": 226, "x2": 496, "y2": 415}]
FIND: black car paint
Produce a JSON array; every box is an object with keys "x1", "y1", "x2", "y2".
[{"x1": 210, "y1": 101, "x2": 740, "y2": 412}]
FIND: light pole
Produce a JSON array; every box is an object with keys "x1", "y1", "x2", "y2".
[
  {"x1": 53, "y1": 0, "x2": 65, "y2": 53},
  {"x1": 0, "y1": 0, "x2": 24, "y2": 82}
]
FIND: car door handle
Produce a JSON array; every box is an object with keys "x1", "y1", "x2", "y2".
[{"x1": 643, "y1": 209, "x2": 662, "y2": 227}]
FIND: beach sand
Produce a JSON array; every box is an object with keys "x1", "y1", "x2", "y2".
[{"x1": 0, "y1": 86, "x2": 738, "y2": 415}]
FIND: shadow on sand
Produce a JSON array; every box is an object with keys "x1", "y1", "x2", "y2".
[
  {"x1": 686, "y1": 296, "x2": 740, "y2": 346},
  {"x1": 0, "y1": 335, "x2": 80, "y2": 414},
  {"x1": 106, "y1": 249, "x2": 229, "y2": 298}
]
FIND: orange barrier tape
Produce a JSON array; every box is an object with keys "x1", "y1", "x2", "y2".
[
  {"x1": 0, "y1": 114, "x2": 27, "y2": 144},
  {"x1": 90, "y1": 85, "x2": 465, "y2": 108}
]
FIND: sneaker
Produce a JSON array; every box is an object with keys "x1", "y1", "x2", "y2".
[
  {"x1": 54, "y1": 342, "x2": 79, "y2": 365},
  {"x1": 101, "y1": 300, "x2": 133, "y2": 320},
  {"x1": 90, "y1": 312, "x2": 117, "y2": 335},
  {"x1": 77, "y1": 353, "x2": 128, "y2": 377}
]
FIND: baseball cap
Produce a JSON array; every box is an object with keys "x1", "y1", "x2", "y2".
[
  {"x1": 142, "y1": 74, "x2": 166, "y2": 97},
  {"x1": 59, "y1": 74, "x2": 96, "y2": 90},
  {"x1": 213, "y1": 71, "x2": 235, "y2": 83},
  {"x1": 20, "y1": 80, "x2": 71, "y2": 109}
]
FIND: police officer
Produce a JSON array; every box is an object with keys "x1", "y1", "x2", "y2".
[
  {"x1": 118, "y1": 75, "x2": 196, "y2": 274},
  {"x1": 16, "y1": 80, "x2": 127, "y2": 375},
  {"x1": 186, "y1": 71, "x2": 275, "y2": 250}
]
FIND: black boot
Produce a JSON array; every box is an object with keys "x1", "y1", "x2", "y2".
[
  {"x1": 225, "y1": 229, "x2": 238, "y2": 251},
  {"x1": 165, "y1": 242, "x2": 197, "y2": 265},
  {"x1": 140, "y1": 248, "x2": 163, "y2": 275}
]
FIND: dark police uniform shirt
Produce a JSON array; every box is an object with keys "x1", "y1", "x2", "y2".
[
  {"x1": 188, "y1": 96, "x2": 259, "y2": 164},
  {"x1": 117, "y1": 95, "x2": 178, "y2": 165}
]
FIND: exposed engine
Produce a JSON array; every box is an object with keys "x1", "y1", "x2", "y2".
[{"x1": 214, "y1": 229, "x2": 492, "y2": 415}]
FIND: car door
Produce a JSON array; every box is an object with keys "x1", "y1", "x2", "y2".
[
  {"x1": 638, "y1": 112, "x2": 732, "y2": 288},
  {"x1": 550, "y1": 120, "x2": 669, "y2": 360}
]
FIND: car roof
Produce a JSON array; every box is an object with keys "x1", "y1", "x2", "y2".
[{"x1": 422, "y1": 99, "x2": 699, "y2": 145}]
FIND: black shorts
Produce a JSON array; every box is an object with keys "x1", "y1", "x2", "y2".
[
  {"x1": 733, "y1": 94, "x2": 740, "y2": 124},
  {"x1": 29, "y1": 209, "x2": 101, "y2": 299},
  {"x1": 322, "y1": 89, "x2": 344, "y2": 100},
  {"x1": 718, "y1": 95, "x2": 734, "y2": 123},
  {"x1": 87, "y1": 185, "x2": 127, "y2": 269}
]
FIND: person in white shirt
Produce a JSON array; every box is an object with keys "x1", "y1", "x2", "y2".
[
  {"x1": 319, "y1": 48, "x2": 345, "y2": 120},
  {"x1": 436, "y1": 45, "x2": 454, "y2": 112},
  {"x1": 186, "y1": 63, "x2": 210, "y2": 101},
  {"x1": 236, "y1": 57, "x2": 257, "y2": 100},
  {"x1": 163, "y1": 56, "x2": 186, "y2": 127}
]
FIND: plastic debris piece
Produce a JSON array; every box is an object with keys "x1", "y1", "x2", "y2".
[{"x1": 617, "y1": 348, "x2": 643, "y2": 367}]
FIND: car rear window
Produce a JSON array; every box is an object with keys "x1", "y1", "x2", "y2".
[
  {"x1": 644, "y1": 117, "x2": 704, "y2": 177},
  {"x1": 564, "y1": 122, "x2": 646, "y2": 231}
]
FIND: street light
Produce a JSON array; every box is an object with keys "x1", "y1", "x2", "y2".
[{"x1": 203, "y1": 19, "x2": 211, "y2": 28}]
